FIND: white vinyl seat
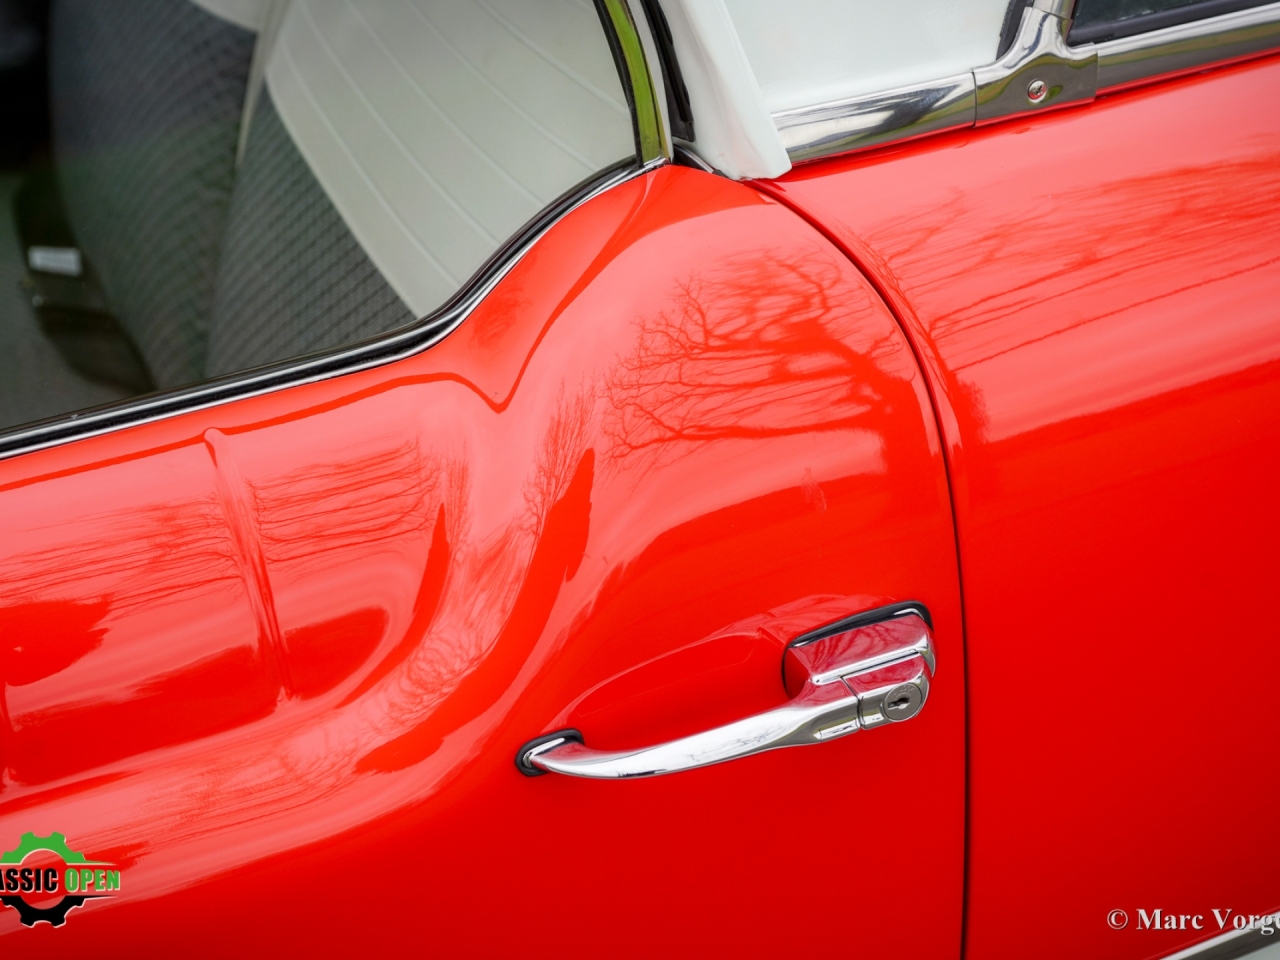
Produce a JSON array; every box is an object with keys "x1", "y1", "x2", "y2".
[{"x1": 207, "y1": 0, "x2": 637, "y2": 374}]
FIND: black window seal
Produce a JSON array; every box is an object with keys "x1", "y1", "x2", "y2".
[
  {"x1": 998, "y1": 0, "x2": 1036, "y2": 58},
  {"x1": 638, "y1": 0, "x2": 695, "y2": 142}
]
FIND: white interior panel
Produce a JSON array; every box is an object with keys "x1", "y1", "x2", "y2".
[
  {"x1": 659, "y1": 0, "x2": 790, "y2": 179},
  {"x1": 265, "y1": 0, "x2": 635, "y2": 317},
  {"x1": 723, "y1": 0, "x2": 1011, "y2": 113}
]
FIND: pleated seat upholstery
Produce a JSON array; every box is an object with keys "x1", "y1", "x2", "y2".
[
  {"x1": 0, "y1": 0, "x2": 636, "y2": 430},
  {"x1": 50, "y1": 0, "x2": 257, "y2": 388},
  {"x1": 205, "y1": 90, "x2": 414, "y2": 378}
]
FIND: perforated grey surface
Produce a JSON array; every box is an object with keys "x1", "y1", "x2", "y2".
[
  {"x1": 49, "y1": 0, "x2": 255, "y2": 388},
  {"x1": 206, "y1": 92, "x2": 415, "y2": 378},
  {"x1": 0, "y1": 176, "x2": 129, "y2": 431}
]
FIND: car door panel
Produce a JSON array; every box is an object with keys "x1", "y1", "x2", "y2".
[
  {"x1": 762, "y1": 54, "x2": 1280, "y2": 960},
  {"x1": 0, "y1": 441, "x2": 276, "y2": 786},
  {"x1": 0, "y1": 166, "x2": 964, "y2": 956}
]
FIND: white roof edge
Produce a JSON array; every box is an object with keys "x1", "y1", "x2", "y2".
[{"x1": 658, "y1": 0, "x2": 791, "y2": 180}]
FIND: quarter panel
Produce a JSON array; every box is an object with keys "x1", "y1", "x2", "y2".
[{"x1": 763, "y1": 54, "x2": 1280, "y2": 960}]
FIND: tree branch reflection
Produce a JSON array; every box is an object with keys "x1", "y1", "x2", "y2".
[{"x1": 604, "y1": 254, "x2": 909, "y2": 468}]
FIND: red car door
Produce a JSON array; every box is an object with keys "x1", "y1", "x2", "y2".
[
  {"x1": 0, "y1": 165, "x2": 966, "y2": 956},
  {"x1": 765, "y1": 51, "x2": 1280, "y2": 960}
]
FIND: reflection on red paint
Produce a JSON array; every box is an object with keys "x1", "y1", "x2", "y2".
[
  {"x1": 9, "y1": 644, "x2": 275, "y2": 785},
  {"x1": 603, "y1": 255, "x2": 899, "y2": 453},
  {"x1": 0, "y1": 445, "x2": 272, "y2": 787},
  {"x1": 285, "y1": 608, "x2": 387, "y2": 701},
  {"x1": 564, "y1": 630, "x2": 786, "y2": 751},
  {"x1": 338, "y1": 505, "x2": 451, "y2": 707},
  {"x1": 0, "y1": 164, "x2": 962, "y2": 956},
  {"x1": 0, "y1": 601, "x2": 109, "y2": 687},
  {"x1": 355, "y1": 447, "x2": 596, "y2": 775},
  {"x1": 767, "y1": 55, "x2": 1280, "y2": 960}
]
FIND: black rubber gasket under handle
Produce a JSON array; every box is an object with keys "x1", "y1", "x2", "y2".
[{"x1": 516, "y1": 728, "x2": 584, "y2": 777}]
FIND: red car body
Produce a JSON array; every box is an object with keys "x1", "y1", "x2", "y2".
[
  {"x1": 768, "y1": 55, "x2": 1280, "y2": 959},
  {"x1": 0, "y1": 28, "x2": 1276, "y2": 960}
]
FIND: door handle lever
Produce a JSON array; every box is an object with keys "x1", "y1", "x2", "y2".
[{"x1": 517, "y1": 607, "x2": 935, "y2": 779}]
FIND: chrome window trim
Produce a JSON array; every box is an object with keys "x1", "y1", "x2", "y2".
[
  {"x1": 0, "y1": 3, "x2": 668, "y2": 462},
  {"x1": 774, "y1": 0, "x2": 1280, "y2": 165},
  {"x1": 600, "y1": 0, "x2": 668, "y2": 164}
]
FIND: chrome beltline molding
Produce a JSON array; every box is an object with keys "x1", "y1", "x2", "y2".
[
  {"x1": 775, "y1": 0, "x2": 1280, "y2": 164},
  {"x1": 0, "y1": 159, "x2": 660, "y2": 462},
  {"x1": 773, "y1": 72, "x2": 976, "y2": 162}
]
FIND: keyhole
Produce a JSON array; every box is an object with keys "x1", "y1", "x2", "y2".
[{"x1": 864, "y1": 682, "x2": 924, "y2": 726}]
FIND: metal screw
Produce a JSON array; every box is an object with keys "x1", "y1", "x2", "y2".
[{"x1": 1027, "y1": 79, "x2": 1048, "y2": 104}]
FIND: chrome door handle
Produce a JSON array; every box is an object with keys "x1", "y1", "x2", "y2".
[{"x1": 517, "y1": 606, "x2": 935, "y2": 779}]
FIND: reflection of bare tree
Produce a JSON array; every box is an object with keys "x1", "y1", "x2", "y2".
[
  {"x1": 337, "y1": 456, "x2": 470, "y2": 709},
  {"x1": 357, "y1": 392, "x2": 597, "y2": 774},
  {"x1": 524, "y1": 385, "x2": 594, "y2": 536},
  {"x1": 603, "y1": 255, "x2": 908, "y2": 464},
  {"x1": 252, "y1": 439, "x2": 441, "y2": 564},
  {"x1": 0, "y1": 494, "x2": 239, "y2": 615},
  {"x1": 864, "y1": 157, "x2": 1280, "y2": 365},
  {"x1": 252, "y1": 441, "x2": 466, "y2": 704}
]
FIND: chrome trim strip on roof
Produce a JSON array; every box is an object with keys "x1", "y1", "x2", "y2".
[
  {"x1": 772, "y1": 0, "x2": 1280, "y2": 165},
  {"x1": 774, "y1": 73, "x2": 975, "y2": 164},
  {"x1": 0, "y1": 159, "x2": 658, "y2": 461},
  {"x1": 974, "y1": 2, "x2": 1096, "y2": 122}
]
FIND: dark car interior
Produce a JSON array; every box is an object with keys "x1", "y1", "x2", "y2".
[{"x1": 0, "y1": 0, "x2": 415, "y2": 434}]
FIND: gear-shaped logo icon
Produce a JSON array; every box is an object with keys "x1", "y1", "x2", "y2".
[
  {"x1": 0, "y1": 831, "x2": 119, "y2": 928},
  {"x1": 3, "y1": 831, "x2": 88, "y2": 865},
  {"x1": 0, "y1": 892, "x2": 89, "y2": 928}
]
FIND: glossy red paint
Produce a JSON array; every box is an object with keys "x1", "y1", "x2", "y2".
[
  {"x1": 0, "y1": 166, "x2": 963, "y2": 954},
  {"x1": 762, "y1": 55, "x2": 1280, "y2": 960}
]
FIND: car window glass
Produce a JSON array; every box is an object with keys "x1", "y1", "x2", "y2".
[
  {"x1": 1069, "y1": 0, "x2": 1274, "y2": 42},
  {"x1": 1076, "y1": 0, "x2": 1204, "y2": 19},
  {"x1": 0, "y1": 0, "x2": 636, "y2": 433},
  {"x1": 721, "y1": 0, "x2": 1010, "y2": 113}
]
